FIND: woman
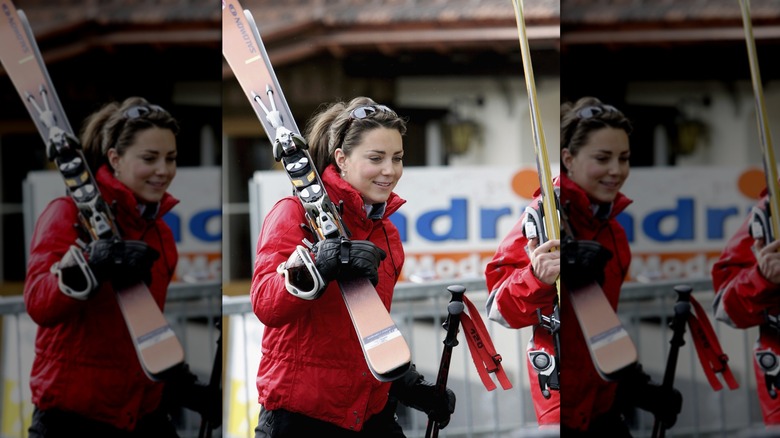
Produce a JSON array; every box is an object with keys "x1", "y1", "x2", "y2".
[
  {"x1": 250, "y1": 96, "x2": 454, "y2": 437},
  {"x1": 712, "y1": 188, "x2": 780, "y2": 426},
  {"x1": 486, "y1": 97, "x2": 679, "y2": 435},
  {"x1": 24, "y1": 97, "x2": 183, "y2": 437}
]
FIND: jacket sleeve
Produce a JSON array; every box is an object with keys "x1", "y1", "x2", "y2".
[
  {"x1": 250, "y1": 198, "x2": 323, "y2": 327},
  {"x1": 23, "y1": 198, "x2": 89, "y2": 326},
  {"x1": 484, "y1": 214, "x2": 558, "y2": 329},
  {"x1": 711, "y1": 204, "x2": 780, "y2": 328}
]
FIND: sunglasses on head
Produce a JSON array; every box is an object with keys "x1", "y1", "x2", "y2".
[
  {"x1": 577, "y1": 105, "x2": 618, "y2": 120},
  {"x1": 338, "y1": 104, "x2": 397, "y2": 147},
  {"x1": 124, "y1": 104, "x2": 165, "y2": 120},
  {"x1": 349, "y1": 104, "x2": 395, "y2": 120}
]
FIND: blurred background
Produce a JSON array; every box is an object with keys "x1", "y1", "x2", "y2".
[
  {"x1": 221, "y1": 1, "x2": 554, "y2": 436},
  {"x1": 562, "y1": 1, "x2": 780, "y2": 437},
  {"x1": 2, "y1": 0, "x2": 780, "y2": 437},
  {"x1": 0, "y1": 0, "x2": 221, "y2": 436}
]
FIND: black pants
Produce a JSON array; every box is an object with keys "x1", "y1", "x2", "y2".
[
  {"x1": 255, "y1": 399, "x2": 406, "y2": 438},
  {"x1": 28, "y1": 406, "x2": 180, "y2": 438},
  {"x1": 561, "y1": 410, "x2": 633, "y2": 438}
]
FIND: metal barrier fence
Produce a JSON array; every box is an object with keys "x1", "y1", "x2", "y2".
[
  {"x1": 221, "y1": 278, "x2": 540, "y2": 438},
  {"x1": 618, "y1": 278, "x2": 767, "y2": 438},
  {"x1": 1, "y1": 277, "x2": 772, "y2": 438},
  {"x1": 222, "y1": 277, "x2": 770, "y2": 438},
  {"x1": 0, "y1": 282, "x2": 222, "y2": 438}
]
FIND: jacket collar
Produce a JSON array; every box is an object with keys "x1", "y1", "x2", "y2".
[
  {"x1": 558, "y1": 172, "x2": 632, "y2": 226},
  {"x1": 95, "y1": 165, "x2": 179, "y2": 228},
  {"x1": 321, "y1": 164, "x2": 406, "y2": 220}
]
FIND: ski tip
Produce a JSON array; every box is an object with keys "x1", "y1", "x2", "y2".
[
  {"x1": 371, "y1": 361, "x2": 412, "y2": 382},
  {"x1": 143, "y1": 361, "x2": 186, "y2": 382},
  {"x1": 596, "y1": 359, "x2": 638, "y2": 382}
]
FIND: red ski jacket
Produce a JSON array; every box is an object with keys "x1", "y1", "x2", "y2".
[
  {"x1": 251, "y1": 164, "x2": 406, "y2": 431},
  {"x1": 712, "y1": 191, "x2": 780, "y2": 424},
  {"x1": 485, "y1": 173, "x2": 632, "y2": 430},
  {"x1": 24, "y1": 165, "x2": 179, "y2": 430}
]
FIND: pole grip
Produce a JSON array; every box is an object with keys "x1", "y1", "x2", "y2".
[
  {"x1": 425, "y1": 285, "x2": 466, "y2": 438},
  {"x1": 652, "y1": 285, "x2": 692, "y2": 438}
]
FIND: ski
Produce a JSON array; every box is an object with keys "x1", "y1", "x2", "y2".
[
  {"x1": 222, "y1": 0, "x2": 411, "y2": 381},
  {"x1": 0, "y1": 0, "x2": 184, "y2": 380},
  {"x1": 567, "y1": 282, "x2": 637, "y2": 378},
  {"x1": 512, "y1": 0, "x2": 636, "y2": 380}
]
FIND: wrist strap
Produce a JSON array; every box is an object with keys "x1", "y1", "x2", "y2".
[
  {"x1": 687, "y1": 295, "x2": 739, "y2": 391},
  {"x1": 459, "y1": 295, "x2": 513, "y2": 391}
]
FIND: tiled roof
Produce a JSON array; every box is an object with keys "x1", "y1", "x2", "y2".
[
  {"x1": 246, "y1": 0, "x2": 559, "y2": 34},
  {"x1": 10, "y1": 0, "x2": 558, "y2": 66},
  {"x1": 238, "y1": 0, "x2": 561, "y2": 66},
  {"x1": 12, "y1": 0, "x2": 561, "y2": 38},
  {"x1": 562, "y1": 0, "x2": 780, "y2": 26},
  {"x1": 4, "y1": 0, "x2": 220, "y2": 67},
  {"x1": 562, "y1": 0, "x2": 780, "y2": 45},
  {"x1": 13, "y1": 0, "x2": 219, "y2": 38}
]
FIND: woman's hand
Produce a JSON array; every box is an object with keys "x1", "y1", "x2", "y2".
[
  {"x1": 527, "y1": 238, "x2": 560, "y2": 285},
  {"x1": 753, "y1": 238, "x2": 780, "y2": 284}
]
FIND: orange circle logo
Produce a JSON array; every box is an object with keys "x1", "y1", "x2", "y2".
[
  {"x1": 737, "y1": 167, "x2": 766, "y2": 200},
  {"x1": 512, "y1": 169, "x2": 541, "y2": 199}
]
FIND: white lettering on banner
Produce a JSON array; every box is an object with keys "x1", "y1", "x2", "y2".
[
  {"x1": 403, "y1": 252, "x2": 496, "y2": 281},
  {"x1": 630, "y1": 252, "x2": 723, "y2": 282}
]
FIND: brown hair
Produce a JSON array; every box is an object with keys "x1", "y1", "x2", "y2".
[
  {"x1": 560, "y1": 97, "x2": 632, "y2": 173},
  {"x1": 80, "y1": 96, "x2": 179, "y2": 173},
  {"x1": 304, "y1": 96, "x2": 407, "y2": 174}
]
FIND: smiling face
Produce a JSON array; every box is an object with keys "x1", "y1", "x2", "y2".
[
  {"x1": 108, "y1": 126, "x2": 177, "y2": 203},
  {"x1": 562, "y1": 126, "x2": 630, "y2": 203},
  {"x1": 335, "y1": 127, "x2": 404, "y2": 205}
]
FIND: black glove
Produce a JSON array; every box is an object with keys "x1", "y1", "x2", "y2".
[
  {"x1": 561, "y1": 236, "x2": 613, "y2": 289},
  {"x1": 87, "y1": 238, "x2": 159, "y2": 288},
  {"x1": 162, "y1": 363, "x2": 221, "y2": 428},
  {"x1": 616, "y1": 364, "x2": 683, "y2": 428},
  {"x1": 390, "y1": 364, "x2": 456, "y2": 429},
  {"x1": 313, "y1": 237, "x2": 387, "y2": 286}
]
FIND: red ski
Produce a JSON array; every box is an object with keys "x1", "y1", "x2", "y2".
[
  {"x1": 222, "y1": 0, "x2": 411, "y2": 381},
  {"x1": 512, "y1": 0, "x2": 636, "y2": 380},
  {"x1": 0, "y1": 0, "x2": 184, "y2": 380}
]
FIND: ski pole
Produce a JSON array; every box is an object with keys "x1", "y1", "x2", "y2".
[
  {"x1": 740, "y1": 0, "x2": 780, "y2": 246},
  {"x1": 199, "y1": 318, "x2": 222, "y2": 438},
  {"x1": 652, "y1": 285, "x2": 692, "y2": 438},
  {"x1": 425, "y1": 284, "x2": 466, "y2": 438}
]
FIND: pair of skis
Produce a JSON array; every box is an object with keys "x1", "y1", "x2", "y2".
[
  {"x1": 512, "y1": 0, "x2": 637, "y2": 385},
  {"x1": 222, "y1": 0, "x2": 411, "y2": 381},
  {"x1": 0, "y1": 0, "x2": 184, "y2": 379}
]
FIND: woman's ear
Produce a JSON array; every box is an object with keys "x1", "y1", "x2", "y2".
[
  {"x1": 334, "y1": 148, "x2": 345, "y2": 171},
  {"x1": 107, "y1": 148, "x2": 119, "y2": 172},
  {"x1": 561, "y1": 148, "x2": 573, "y2": 172}
]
